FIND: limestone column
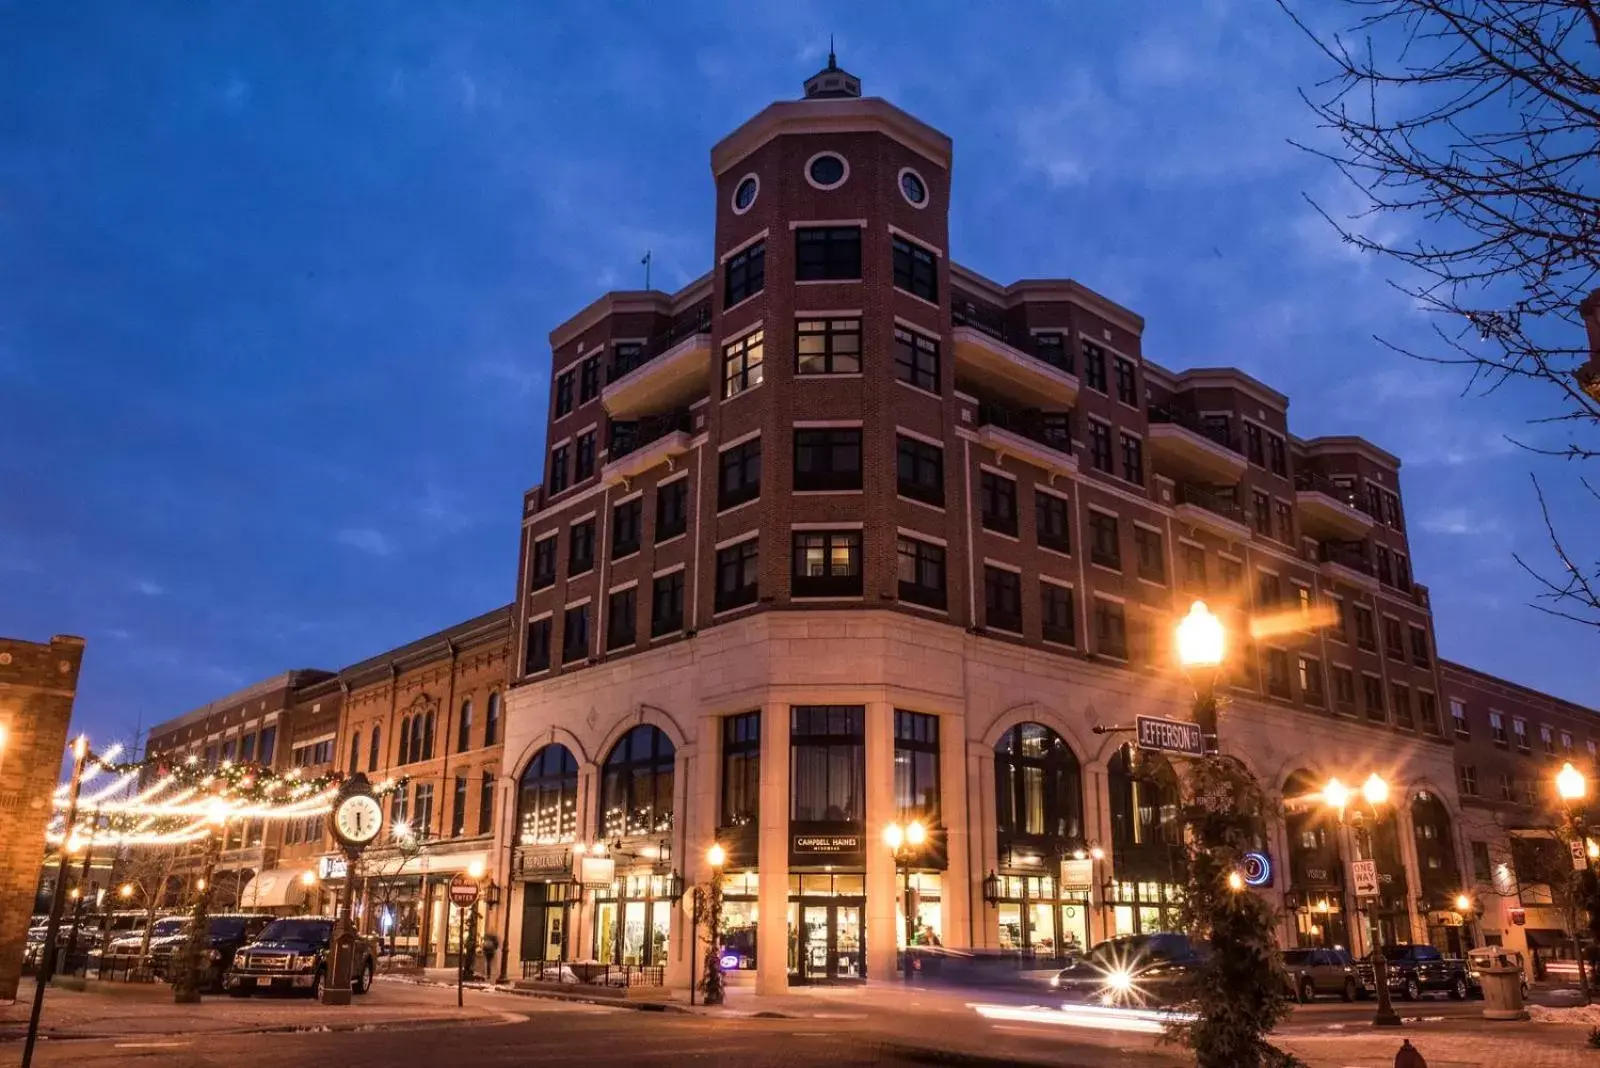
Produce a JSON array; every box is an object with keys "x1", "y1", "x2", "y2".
[
  {"x1": 574, "y1": 765, "x2": 598, "y2": 961},
  {"x1": 970, "y1": 741, "x2": 998, "y2": 949},
  {"x1": 755, "y1": 700, "x2": 790, "y2": 995},
  {"x1": 1394, "y1": 801, "x2": 1427, "y2": 943},
  {"x1": 939, "y1": 711, "x2": 971, "y2": 952},
  {"x1": 664, "y1": 744, "x2": 697, "y2": 990},
  {"x1": 864, "y1": 700, "x2": 896, "y2": 982}
]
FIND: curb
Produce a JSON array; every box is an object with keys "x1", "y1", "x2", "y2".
[
  {"x1": 380, "y1": 975, "x2": 687, "y2": 1015},
  {"x1": 0, "y1": 1009, "x2": 519, "y2": 1044},
  {"x1": 872, "y1": 1041, "x2": 1082, "y2": 1068}
]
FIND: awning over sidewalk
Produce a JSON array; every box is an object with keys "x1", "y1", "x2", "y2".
[
  {"x1": 239, "y1": 868, "x2": 310, "y2": 909},
  {"x1": 1524, "y1": 928, "x2": 1570, "y2": 949}
]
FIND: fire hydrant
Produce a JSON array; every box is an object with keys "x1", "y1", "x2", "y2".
[{"x1": 1394, "y1": 1038, "x2": 1427, "y2": 1068}]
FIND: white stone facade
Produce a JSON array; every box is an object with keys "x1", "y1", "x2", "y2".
[{"x1": 498, "y1": 609, "x2": 1470, "y2": 994}]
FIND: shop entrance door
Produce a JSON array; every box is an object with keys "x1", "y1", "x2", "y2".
[{"x1": 796, "y1": 901, "x2": 864, "y2": 982}]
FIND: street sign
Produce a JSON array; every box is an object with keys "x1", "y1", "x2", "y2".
[
  {"x1": 1572, "y1": 839, "x2": 1589, "y2": 871},
  {"x1": 1351, "y1": 859, "x2": 1379, "y2": 897},
  {"x1": 1135, "y1": 715, "x2": 1205, "y2": 757},
  {"x1": 448, "y1": 873, "x2": 480, "y2": 907}
]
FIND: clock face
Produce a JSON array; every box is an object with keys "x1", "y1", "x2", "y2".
[{"x1": 334, "y1": 794, "x2": 383, "y2": 847}]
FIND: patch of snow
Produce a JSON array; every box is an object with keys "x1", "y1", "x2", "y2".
[{"x1": 1528, "y1": 1003, "x2": 1600, "y2": 1026}]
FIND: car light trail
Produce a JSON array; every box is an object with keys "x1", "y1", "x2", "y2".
[{"x1": 969, "y1": 1001, "x2": 1196, "y2": 1035}]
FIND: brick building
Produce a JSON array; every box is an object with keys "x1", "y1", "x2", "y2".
[
  {"x1": 498, "y1": 57, "x2": 1469, "y2": 993},
  {"x1": 331, "y1": 605, "x2": 511, "y2": 967},
  {"x1": 1443, "y1": 659, "x2": 1600, "y2": 965},
  {"x1": 142, "y1": 670, "x2": 335, "y2": 912},
  {"x1": 0, "y1": 633, "x2": 83, "y2": 1000}
]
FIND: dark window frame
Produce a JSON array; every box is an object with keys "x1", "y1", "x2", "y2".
[
  {"x1": 891, "y1": 236, "x2": 938, "y2": 302},
  {"x1": 606, "y1": 586, "x2": 637, "y2": 651},
  {"x1": 530, "y1": 536, "x2": 557, "y2": 590},
  {"x1": 983, "y1": 565, "x2": 1023, "y2": 632},
  {"x1": 724, "y1": 241, "x2": 766, "y2": 308},
  {"x1": 791, "y1": 530, "x2": 864, "y2": 598},
  {"x1": 893, "y1": 327, "x2": 940, "y2": 394},
  {"x1": 600, "y1": 726, "x2": 676, "y2": 839},
  {"x1": 650, "y1": 570, "x2": 685, "y2": 637},
  {"x1": 524, "y1": 617, "x2": 552, "y2": 674},
  {"x1": 1088, "y1": 511, "x2": 1121, "y2": 571},
  {"x1": 561, "y1": 604, "x2": 591, "y2": 664},
  {"x1": 715, "y1": 537, "x2": 760, "y2": 612},
  {"x1": 611, "y1": 498, "x2": 643, "y2": 559},
  {"x1": 896, "y1": 435, "x2": 944, "y2": 506},
  {"x1": 795, "y1": 226, "x2": 863, "y2": 281},
  {"x1": 718, "y1": 438, "x2": 762, "y2": 511},
  {"x1": 1041, "y1": 581, "x2": 1076, "y2": 646},
  {"x1": 894, "y1": 710, "x2": 941, "y2": 825},
  {"x1": 1094, "y1": 597, "x2": 1128, "y2": 659},
  {"x1": 721, "y1": 711, "x2": 761, "y2": 829},
  {"x1": 1036, "y1": 490, "x2": 1071, "y2": 554},
  {"x1": 569, "y1": 519, "x2": 595, "y2": 576},
  {"x1": 896, "y1": 535, "x2": 947, "y2": 610},
  {"x1": 795, "y1": 318, "x2": 862, "y2": 376},
  {"x1": 980, "y1": 471, "x2": 1019, "y2": 536},
  {"x1": 794, "y1": 427, "x2": 863, "y2": 492},
  {"x1": 655, "y1": 478, "x2": 688, "y2": 542}
]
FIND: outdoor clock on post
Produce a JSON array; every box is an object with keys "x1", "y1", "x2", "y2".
[
  {"x1": 322, "y1": 772, "x2": 379, "y2": 1005},
  {"x1": 330, "y1": 772, "x2": 381, "y2": 854},
  {"x1": 333, "y1": 791, "x2": 382, "y2": 850}
]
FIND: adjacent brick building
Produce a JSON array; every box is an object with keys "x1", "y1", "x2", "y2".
[{"x1": 0, "y1": 633, "x2": 84, "y2": 999}]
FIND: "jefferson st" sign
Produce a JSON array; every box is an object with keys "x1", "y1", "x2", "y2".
[{"x1": 1135, "y1": 715, "x2": 1205, "y2": 757}]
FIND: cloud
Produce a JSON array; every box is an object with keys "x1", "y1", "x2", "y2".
[
  {"x1": 131, "y1": 579, "x2": 166, "y2": 597},
  {"x1": 336, "y1": 527, "x2": 394, "y2": 557},
  {"x1": 1420, "y1": 508, "x2": 1504, "y2": 537},
  {"x1": 470, "y1": 359, "x2": 542, "y2": 399}
]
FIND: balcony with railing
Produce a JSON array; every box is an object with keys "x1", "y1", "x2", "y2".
[
  {"x1": 1172, "y1": 481, "x2": 1251, "y2": 540},
  {"x1": 974, "y1": 401, "x2": 1077, "y2": 477},
  {"x1": 1294, "y1": 471, "x2": 1374, "y2": 539},
  {"x1": 601, "y1": 408, "x2": 694, "y2": 484},
  {"x1": 951, "y1": 301, "x2": 1079, "y2": 409},
  {"x1": 1147, "y1": 405, "x2": 1247, "y2": 483},
  {"x1": 1317, "y1": 539, "x2": 1379, "y2": 590},
  {"x1": 601, "y1": 307, "x2": 713, "y2": 419}
]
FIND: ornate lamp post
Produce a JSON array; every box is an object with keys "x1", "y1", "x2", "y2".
[
  {"x1": 1557, "y1": 760, "x2": 1593, "y2": 1003},
  {"x1": 697, "y1": 842, "x2": 727, "y2": 1006},
  {"x1": 1326, "y1": 772, "x2": 1402, "y2": 1027},
  {"x1": 884, "y1": 820, "x2": 927, "y2": 982}
]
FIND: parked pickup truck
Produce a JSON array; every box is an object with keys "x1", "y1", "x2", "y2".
[
  {"x1": 225, "y1": 917, "x2": 378, "y2": 998},
  {"x1": 1355, "y1": 943, "x2": 1477, "y2": 1000}
]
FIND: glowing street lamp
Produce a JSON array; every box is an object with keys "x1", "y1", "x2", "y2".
[
  {"x1": 1175, "y1": 601, "x2": 1225, "y2": 754},
  {"x1": 707, "y1": 842, "x2": 726, "y2": 870},
  {"x1": 119, "y1": 884, "x2": 133, "y2": 900},
  {"x1": 1362, "y1": 773, "x2": 1390, "y2": 808},
  {"x1": 1557, "y1": 762, "x2": 1587, "y2": 803},
  {"x1": 886, "y1": 820, "x2": 928, "y2": 983},
  {"x1": 1322, "y1": 778, "x2": 1351, "y2": 814}
]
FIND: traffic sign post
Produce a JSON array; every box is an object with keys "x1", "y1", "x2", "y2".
[
  {"x1": 449, "y1": 875, "x2": 480, "y2": 1007},
  {"x1": 1351, "y1": 859, "x2": 1379, "y2": 898}
]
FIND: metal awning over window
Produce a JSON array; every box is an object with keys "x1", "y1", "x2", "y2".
[{"x1": 1523, "y1": 928, "x2": 1570, "y2": 949}]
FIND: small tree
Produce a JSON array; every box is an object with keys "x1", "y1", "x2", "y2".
[
  {"x1": 692, "y1": 880, "x2": 725, "y2": 1006},
  {"x1": 1168, "y1": 758, "x2": 1292, "y2": 1068}
]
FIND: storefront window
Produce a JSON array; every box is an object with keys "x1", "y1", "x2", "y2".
[
  {"x1": 994, "y1": 723, "x2": 1082, "y2": 844},
  {"x1": 790, "y1": 706, "x2": 865, "y2": 823},
  {"x1": 1105, "y1": 881, "x2": 1183, "y2": 936},
  {"x1": 518, "y1": 744, "x2": 578, "y2": 844},
  {"x1": 593, "y1": 872, "x2": 676, "y2": 967},
  {"x1": 992, "y1": 874, "x2": 1088, "y2": 960},
  {"x1": 600, "y1": 726, "x2": 675, "y2": 839},
  {"x1": 721, "y1": 872, "x2": 759, "y2": 970},
  {"x1": 894, "y1": 711, "x2": 940, "y2": 824},
  {"x1": 893, "y1": 872, "x2": 943, "y2": 948},
  {"x1": 722, "y1": 712, "x2": 760, "y2": 828}
]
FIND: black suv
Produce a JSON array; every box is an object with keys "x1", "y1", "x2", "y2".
[
  {"x1": 226, "y1": 917, "x2": 379, "y2": 997},
  {"x1": 148, "y1": 914, "x2": 273, "y2": 990},
  {"x1": 1355, "y1": 943, "x2": 1476, "y2": 1001},
  {"x1": 1051, "y1": 933, "x2": 1207, "y2": 1008}
]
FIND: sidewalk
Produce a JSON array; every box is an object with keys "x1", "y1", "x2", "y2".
[
  {"x1": 0, "y1": 976, "x2": 520, "y2": 1042},
  {"x1": 1280, "y1": 1026, "x2": 1600, "y2": 1068}
]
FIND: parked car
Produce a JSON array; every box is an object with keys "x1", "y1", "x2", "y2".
[
  {"x1": 225, "y1": 917, "x2": 379, "y2": 997},
  {"x1": 1051, "y1": 933, "x2": 1207, "y2": 1008},
  {"x1": 1280, "y1": 947, "x2": 1359, "y2": 1002},
  {"x1": 148, "y1": 914, "x2": 273, "y2": 990},
  {"x1": 1355, "y1": 943, "x2": 1476, "y2": 1000},
  {"x1": 24, "y1": 921, "x2": 101, "y2": 972}
]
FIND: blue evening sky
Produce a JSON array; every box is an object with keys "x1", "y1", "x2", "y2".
[{"x1": 2, "y1": 1, "x2": 1593, "y2": 749}]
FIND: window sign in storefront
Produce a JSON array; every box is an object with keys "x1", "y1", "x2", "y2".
[
  {"x1": 720, "y1": 871, "x2": 759, "y2": 970},
  {"x1": 992, "y1": 874, "x2": 1088, "y2": 961}
]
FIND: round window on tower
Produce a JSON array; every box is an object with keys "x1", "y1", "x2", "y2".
[
  {"x1": 732, "y1": 174, "x2": 760, "y2": 215},
  {"x1": 805, "y1": 152, "x2": 849, "y2": 191},
  {"x1": 899, "y1": 167, "x2": 929, "y2": 208}
]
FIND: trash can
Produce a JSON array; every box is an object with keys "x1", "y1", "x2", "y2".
[{"x1": 1469, "y1": 947, "x2": 1528, "y2": 1021}]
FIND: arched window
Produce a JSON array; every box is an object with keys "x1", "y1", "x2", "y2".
[
  {"x1": 1411, "y1": 790, "x2": 1459, "y2": 899},
  {"x1": 422, "y1": 709, "x2": 435, "y2": 761},
  {"x1": 485, "y1": 692, "x2": 501, "y2": 747},
  {"x1": 601, "y1": 726, "x2": 676, "y2": 839},
  {"x1": 457, "y1": 699, "x2": 474, "y2": 754},
  {"x1": 398, "y1": 717, "x2": 411, "y2": 765},
  {"x1": 368, "y1": 726, "x2": 381, "y2": 772},
  {"x1": 518, "y1": 745, "x2": 578, "y2": 844},
  {"x1": 1108, "y1": 747, "x2": 1181, "y2": 852},
  {"x1": 994, "y1": 723, "x2": 1083, "y2": 844},
  {"x1": 348, "y1": 731, "x2": 361, "y2": 775}
]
